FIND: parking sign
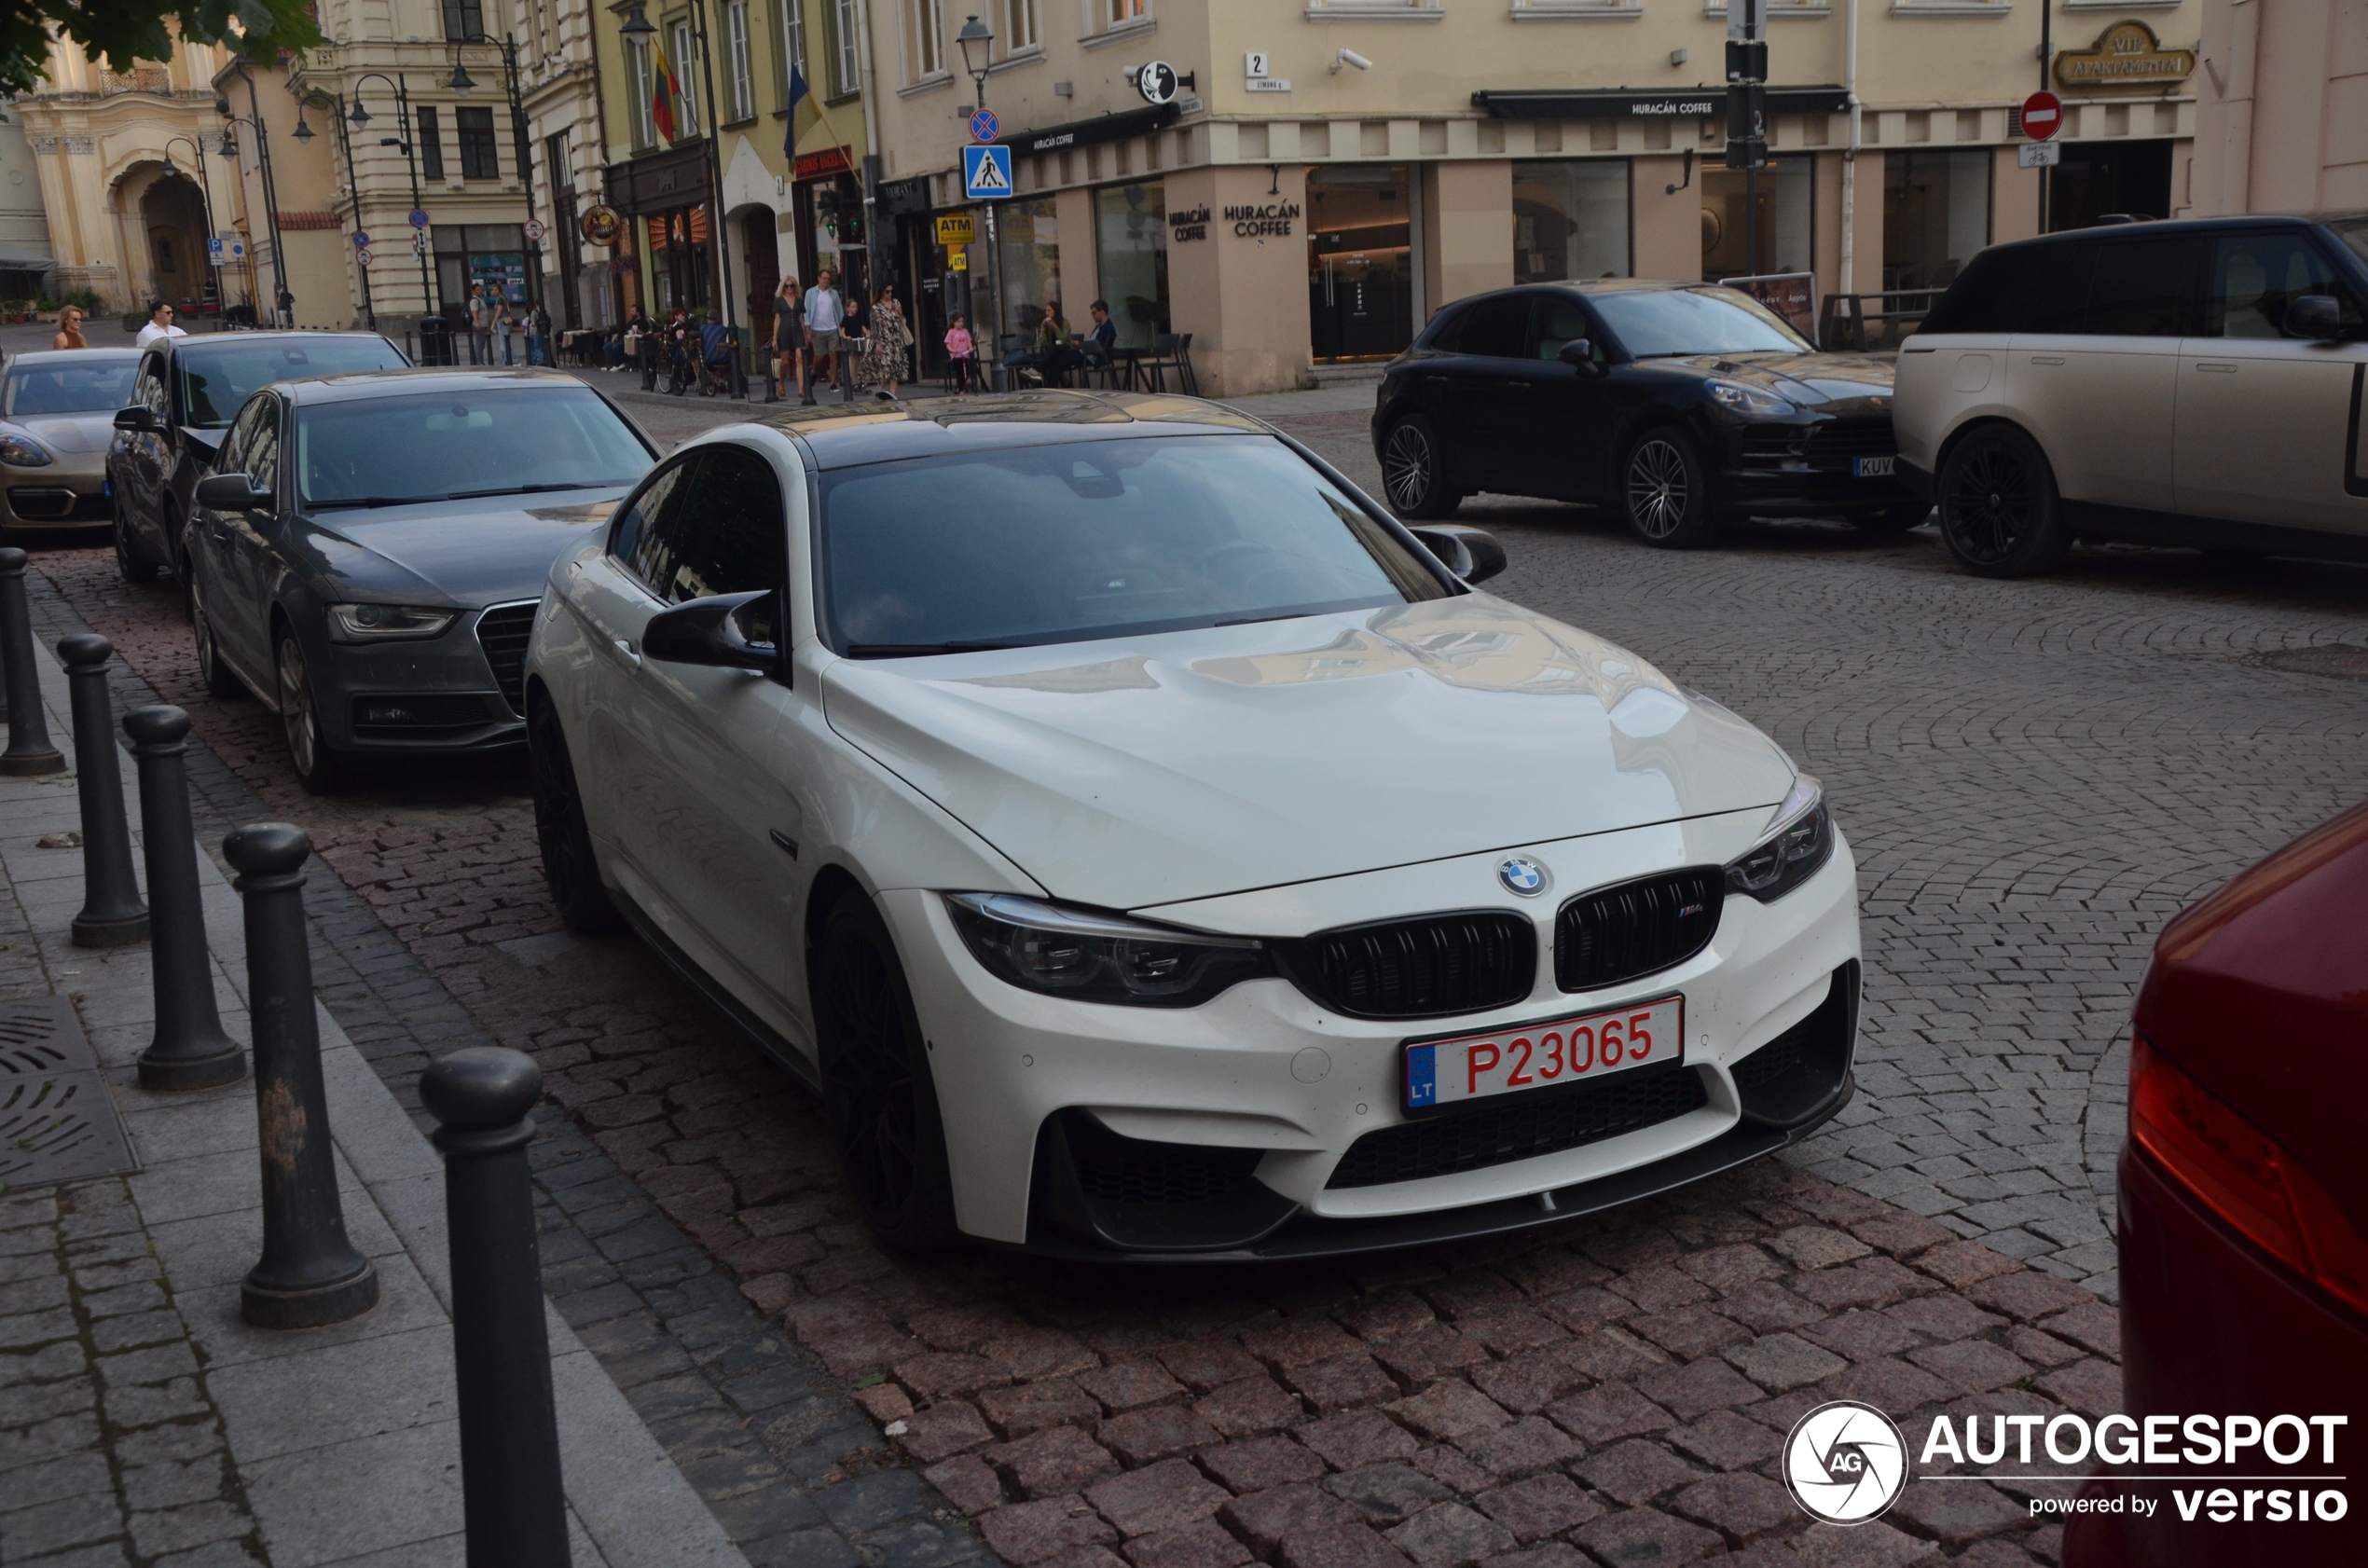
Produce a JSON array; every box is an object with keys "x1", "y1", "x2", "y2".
[{"x1": 962, "y1": 144, "x2": 1013, "y2": 201}]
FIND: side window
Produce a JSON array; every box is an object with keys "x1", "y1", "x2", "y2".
[
  {"x1": 1456, "y1": 295, "x2": 1532, "y2": 360},
  {"x1": 212, "y1": 400, "x2": 265, "y2": 479},
  {"x1": 640, "y1": 447, "x2": 790, "y2": 636},
  {"x1": 245, "y1": 403, "x2": 282, "y2": 495},
  {"x1": 2018, "y1": 244, "x2": 2098, "y2": 336},
  {"x1": 2204, "y1": 233, "x2": 2364, "y2": 339},
  {"x1": 1531, "y1": 295, "x2": 1601, "y2": 363},
  {"x1": 2085, "y1": 238, "x2": 2201, "y2": 337},
  {"x1": 610, "y1": 456, "x2": 696, "y2": 582},
  {"x1": 135, "y1": 358, "x2": 169, "y2": 418}
]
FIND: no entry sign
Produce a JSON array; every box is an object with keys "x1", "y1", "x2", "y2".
[{"x1": 2021, "y1": 90, "x2": 2063, "y2": 142}]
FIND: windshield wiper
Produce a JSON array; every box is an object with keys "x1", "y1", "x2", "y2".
[
  {"x1": 446, "y1": 482, "x2": 613, "y2": 501},
  {"x1": 306, "y1": 494, "x2": 452, "y2": 510},
  {"x1": 844, "y1": 640, "x2": 1025, "y2": 657},
  {"x1": 1214, "y1": 611, "x2": 1313, "y2": 627}
]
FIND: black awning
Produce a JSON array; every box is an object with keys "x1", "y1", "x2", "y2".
[
  {"x1": 603, "y1": 142, "x2": 711, "y2": 214},
  {"x1": 1000, "y1": 103, "x2": 1180, "y2": 157},
  {"x1": 1472, "y1": 87, "x2": 1851, "y2": 120}
]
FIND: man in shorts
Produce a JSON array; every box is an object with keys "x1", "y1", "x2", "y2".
[{"x1": 804, "y1": 268, "x2": 845, "y2": 403}]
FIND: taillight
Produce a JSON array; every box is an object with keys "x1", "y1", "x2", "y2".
[{"x1": 2130, "y1": 1033, "x2": 2368, "y2": 1317}]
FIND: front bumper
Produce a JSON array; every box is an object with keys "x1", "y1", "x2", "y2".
[
  {"x1": 892, "y1": 808, "x2": 1863, "y2": 1255},
  {"x1": 2, "y1": 456, "x2": 109, "y2": 530},
  {"x1": 306, "y1": 601, "x2": 534, "y2": 755},
  {"x1": 1714, "y1": 420, "x2": 1912, "y2": 516}
]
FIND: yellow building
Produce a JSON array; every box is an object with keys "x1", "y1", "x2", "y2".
[{"x1": 860, "y1": 1, "x2": 2203, "y2": 395}]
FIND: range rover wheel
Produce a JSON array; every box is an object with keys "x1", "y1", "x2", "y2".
[
  {"x1": 1379, "y1": 416, "x2": 1464, "y2": 520},
  {"x1": 1622, "y1": 429, "x2": 1718, "y2": 549},
  {"x1": 814, "y1": 897, "x2": 957, "y2": 1252},
  {"x1": 1937, "y1": 425, "x2": 2068, "y2": 578},
  {"x1": 530, "y1": 702, "x2": 622, "y2": 933},
  {"x1": 274, "y1": 630, "x2": 351, "y2": 793}
]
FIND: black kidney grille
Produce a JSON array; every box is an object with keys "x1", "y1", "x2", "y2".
[
  {"x1": 1064, "y1": 1112, "x2": 1264, "y2": 1205},
  {"x1": 1293, "y1": 912, "x2": 1535, "y2": 1020},
  {"x1": 475, "y1": 602, "x2": 538, "y2": 716},
  {"x1": 1327, "y1": 1064, "x2": 1709, "y2": 1189},
  {"x1": 1555, "y1": 868, "x2": 1724, "y2": 993}
]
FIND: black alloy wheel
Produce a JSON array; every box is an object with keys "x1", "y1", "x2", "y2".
[
  {"x1": 814, "y1": 898, "x2": 957, "y2": 1251},
  {"x1": 1851, "y1": 503, "x2": 1933, "y2": 537},
  {"x1": 530, "y1": 702, "x2": 622, "y2": 933},
  {"x1": 114, "y1": 492, "x2": 159, "y2": 584},
  {"x1": 273, "y1": 629, "x2": 351, "y2": 793},
  {"x1": 1937, "y1": 425, "x2": 2068, "y2": 578},
  {"x1": 1621, "y1": 428, "x2": 1718, "y2": 549},
  {"x1": 190, "y1": 585, "x2": 244, "y2": 699},
  {"x1": 1379, "y1": 416, "x2": 1464, "y2": 520}
]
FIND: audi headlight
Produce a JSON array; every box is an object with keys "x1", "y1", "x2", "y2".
[
  {"x1": 945, "y1": 893, "x2": 1275, "y2": 1008},
  {"x1": 0, "y1": 433, "x2": 53, "y2": 467},
  {"x1": 1704, "y1": 379, "x2": 1797, "y2": 419},
  {"x1": 324, "y1": 603, "x2": 459, "y2": 642},
  {"x1": 1725, "y1": 775, "x2": 1834, "y2": 902}
]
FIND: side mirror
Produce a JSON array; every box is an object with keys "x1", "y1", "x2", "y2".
[
  {"x1": 194, "y1": 473, "x2": 273, "y2": 513},
  {"x1": 1406, "y1": 523, "x2": 1508, "y2": 586},
  {"x1": 113, "y1": 406, "x2": 162, "y2": 433},
  {"x1": 642, "y1": 588, "x2": 783, "y2": 674},
  {"x1": 2288, "y1": 295, "x2": 2344, "y2": 342},
  {"x1": 1557, "y1": 339, "x2": 1604, "y2": 376}
]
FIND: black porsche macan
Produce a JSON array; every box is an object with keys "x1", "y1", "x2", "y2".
[{"x1": 1370, "y1": 280, "x2": 1924, "y2": 547}]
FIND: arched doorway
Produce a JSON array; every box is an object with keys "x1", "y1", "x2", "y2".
[{"x1": 124, "y1": 163, "x2": 213, "y2": 312}]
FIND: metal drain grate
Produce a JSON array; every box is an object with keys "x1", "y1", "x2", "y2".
[{"x1": 0, "y1": 997, "x2": 139, "y2": 1189}]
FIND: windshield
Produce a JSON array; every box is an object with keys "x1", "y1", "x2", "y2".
[
  {"x1": 3, "y1": 357, "x2": 139, "y2": 416},
  {"x1": 178, "y1": 338, "x2": 409, "y2": 428},
  {"x1": 296, "y1": 387, "x2": 654, "y2": 508},
  {"x1": 1590, "y1": 287, "x2": 1809, "y2": 358},
  {"x1": 819, "y1": 433, "x2": 1451, "y2": 656},
  {"x1": 2330, "y1": 218, "x2": 2368, "y2": 270}
]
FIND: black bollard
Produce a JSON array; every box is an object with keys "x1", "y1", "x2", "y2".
[
  {"x1": 226, "y1": 822, "x2": 379, "y2": 1328},
  {"x1": 128, "y1": 707, "x2": 245, "y2": 1091},
  {"x1": 60, "y1": 636, "x2": 149, "y2": 947},
  {"x1": 421, "y1": 1048, "x2": 571, "y2": 1568},
  {"x1": 0, "y1": 546, "x2": 64, "y2": 775}
]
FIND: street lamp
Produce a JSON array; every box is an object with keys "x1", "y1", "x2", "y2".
[
  {"x1": 954, "y1": 15, "x2": 1005, "y2": 390},
  {"x1": 221, "y1": 71, "x2": 289, "y2": 325},
  {"x1": 613, "y1": 4, "x2": 741, "y2": 392},
  {"x1": 160, "y1": 135, "x2": 222, "y2": 321},
  {"x1": 447, "y1": 33, "x2": 547, "y2": 344},
  {"x1": 957, "y1": 14, "x2": 994, "y2": 102},
  {"x1": 350, "y1": 72, "x2": 438, "y2": 334},
  {"x1": 305, "y1": 89, "x2": 378, "y2": 331}
]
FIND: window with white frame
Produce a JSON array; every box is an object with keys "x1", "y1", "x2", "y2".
[
  {"x1": 832, "y1": 0, "x2": 860, "y2": 94},
  {"x1": 907, "y1": 0, "x2": 946, "y2": 77},
  {"x1": 726, "y1": 0, "x2": 754, "y2": 118},
  {"x1": 780, "y1": 0, "x2": 807, "y2": 96},
  {"x1": 629, "y1": 38, "x2": 657, "y2": 149},
  {"x1": 1108, "y1": 0, "x2": 1147, "y2": 24},
  {"x1": 672, "y1": 19, "x2": 701, "y2": 135},
  {"x1": 1003, "y1": 0, "x2": 1039, "y2": 51}
]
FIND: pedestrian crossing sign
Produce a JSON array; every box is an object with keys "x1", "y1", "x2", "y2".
[{"x1": 962, "y1": 144, "x2": 1013, "y2": 201}]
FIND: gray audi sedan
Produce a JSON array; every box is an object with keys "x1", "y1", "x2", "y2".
[{"x1": 185, "y1": 368, "x2": 656, "y2": 790}]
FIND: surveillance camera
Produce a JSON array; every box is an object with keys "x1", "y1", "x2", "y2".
[{"x1": 1332, "y1": 48, "x2": 1373, "y2": 74}]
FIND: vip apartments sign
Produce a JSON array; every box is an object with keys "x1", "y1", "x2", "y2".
[{"x1": 2054, "y1": 21, "x2": 2196, "y2": 89}]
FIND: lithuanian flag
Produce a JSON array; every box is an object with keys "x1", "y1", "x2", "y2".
[{"x1": 650, "y1": 34, "x2": 681, "y2": 144}]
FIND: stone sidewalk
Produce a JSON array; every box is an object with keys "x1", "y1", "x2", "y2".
[{"x1": 0, "y1": 634, "x2": 749, "y2": 1566}]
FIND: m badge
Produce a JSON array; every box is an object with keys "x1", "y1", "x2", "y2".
[{"x1": 962, "y1": 144, "x2": 1013, "y2": 201}]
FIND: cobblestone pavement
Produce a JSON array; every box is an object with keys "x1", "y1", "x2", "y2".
[{"x1": 13, "y1": 405, "x2": 2367, "y2": 1566}]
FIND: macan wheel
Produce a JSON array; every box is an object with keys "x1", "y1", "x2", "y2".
[
  {"x1": 1937, "y1": 424, "x2": 2069, "y2": 578},
  {"x1": 1850, "y1": 503, "x2": 1933, "y2": 537},
  {"x1": 814, "y1": 896, "x2": 958, "y2": 1252},
  {"x1": 1379, "y1": 415, "x2": 1465, "y2": 520},
  {"x1": 530, "y1": 701, "x2": 623, "y2": 934},
  {"x1": 274, "y1": 628, "x2": 351, "y2": 793},
  {"x1": 1621, "y1": 428, "x2": 1718, "y2": 549},
  {"x1": 190, "y1": 585, "x2": 244, "y2": 700}
]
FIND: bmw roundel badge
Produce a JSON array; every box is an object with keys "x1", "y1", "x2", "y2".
[{"x1": 1497, "y1": 856, "x2": 1548, "y2": 897}]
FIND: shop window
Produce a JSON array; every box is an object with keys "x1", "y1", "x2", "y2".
[
  {"x1": 1700, "y1": 155, "x2": 1812, "y2": 282},
  {"x1": 1095, "y1": 184, "x2": 1170, "y2": 351},
  {"x1": 1002, "y1": 0, "x2": 1039, "y2": 53},
  {"x1": 457, "y1": 106, "x2": 500, "y2": 180},
  {"x1": 418, "y1": 106, "x2": 446, "y2": 181},
  {"x1": 1882, "y1": 149, "x2": 1989, "y2": 292},
  {"x1": 726, "y1": 0, "x2": 754, "y2": 120},
  {"x1": 1308, "y1": 165, "x2": 1411, "y2": 362},
  {"x1": 442, "y1": 0, "x2": 485, "y2": 41},
  {"x1": 1512, "y1": 160, "x2": 1631, "y2": 283},
  {"x1": 999, "y1": 196, "x2": 1065, "y2": 345}
]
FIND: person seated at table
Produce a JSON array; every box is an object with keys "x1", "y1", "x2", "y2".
[{"x1": 1034, "y1": 302, "x2": 1084, "y2": 389}]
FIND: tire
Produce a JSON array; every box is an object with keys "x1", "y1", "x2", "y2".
[
  {"x1": 115, "y1": 493, "x2": 160, "y2": 584},
  {"x1": 1936, "y1": 425, "x2": 2069, "y2": 578},
  {"x1": 530, "y1": 702, "x2": 622, "y2": 933},
  {"x1": 1621, "y1": 428, "x2": 1719, "y2": 549},
  {"x1": 1378, "y1": 416, "x2": 1464, "y2": 520},
  {"x1": 190, "y1": 586, "x2": 245, "y2": 699},
  {"x1": 1851, "y1": 503, "x2": 1932, "y2": 537},
  {"x1": 273, "y1": 628, "x2": 351, "y2": 793},
  {"x1": 813, "y1": 896, "x2": 958, "y2": 1252}
]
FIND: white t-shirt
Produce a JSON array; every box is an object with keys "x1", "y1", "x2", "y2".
[{"x1": 133, "y1": 322, "x2": 187, "y2": 348}]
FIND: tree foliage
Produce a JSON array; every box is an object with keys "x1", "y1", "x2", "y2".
[{"x1": 0, "y1": 0, "x2": 324, "y2": 97}]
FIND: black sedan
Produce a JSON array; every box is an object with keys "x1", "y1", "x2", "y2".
[
  {"x1": 184, "y1": 368, "x2": 656, "y2": 791},
  {"x1": 109, "y1": 331, "x2": 411, "y2": 598},
  {"x1": 1371, "y1": 281, "x2": 1921, "y2": 547}
]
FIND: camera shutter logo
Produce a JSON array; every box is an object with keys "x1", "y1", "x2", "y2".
[{"x1": 1783, "y1": 1401, "x2": 1908, "y2": 1525}]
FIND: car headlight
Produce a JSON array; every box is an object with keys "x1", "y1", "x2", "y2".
[
  {"x1": 945, "y1": 892, "x2": 1275, "y2": 1008},
  {"x1": 0, "y1": 433, "x2": 53, "y2": 467},
  {"x1": 324, "y1": 603, "x2": 460, "y2": 642},
  {"x1": 1725, "y1": 775, "x2": 1834, "y2": 902},
  {"x1": 1704, "y1": 379, "x2": 1797, "y2": 418}
]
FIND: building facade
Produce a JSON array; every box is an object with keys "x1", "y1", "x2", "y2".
[
  {"x1": 2190, "y1": 0, "x2": 2367, "y2": 216},
  {"x1": 861, "y1": 0, "x2": 2202, "y2": 396}
]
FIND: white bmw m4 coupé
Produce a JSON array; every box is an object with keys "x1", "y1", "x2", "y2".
[{"x1": 524, "y1": 392, "x2": 1861, "y2": 1259}]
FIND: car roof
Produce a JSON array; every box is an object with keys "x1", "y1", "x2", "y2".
[
  {"x1": 748, "y1": 390, "x2": 1272, "y2": 469},
  {"x1": 153, "y1": 330, "x2": 398, "y2": 358},
  {"x1": 1982, "y1": 213, "x2": 2348, "y2": 252},
  {"x1": 5, "y1": 349, "x2": 140, "y2": 366},
  {"x1": 273, "y1": 366, "x2": 588, "y2": 405}
]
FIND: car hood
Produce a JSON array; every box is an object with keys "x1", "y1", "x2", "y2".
[
  {"x1": 1646, "y1": 351, "x2": 1894, "y2": 411},
  {"x1": 821, "y1": 596, "x2": 1797, "y2": 910},
  {"x1": 286, "y1": 490, "x2": 629, "y2": 607},
  {"x1": 7, "y1": 412, "x2": 117, "y2": 456}
]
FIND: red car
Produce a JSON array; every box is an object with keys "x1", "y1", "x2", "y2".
[{"x1": 2070, "y1": 805, "x2": 2368, "y2": 1566}]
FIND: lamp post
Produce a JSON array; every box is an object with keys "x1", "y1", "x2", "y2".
[
  {"x1": 159, "y1": 135, "x2": 222, "y2": 320},
  {"x1": 345, "y1": 75, "x2": 437, "y2": 328},
  {"x1": 301, "y1": 93, "x2": 379, "y2": 331},
  {"x1": 446, "y1": 33, "x2": 544, "y2": 324},
  {"x1": 222, "y1": 70, "x2": 289, "y2": 323},
  {"x1": 956, "y1": 14, "x2": 1004, "y2": 392},
  {"x1": 622, "y1": 2, "x2": 742, "y2": 394}
]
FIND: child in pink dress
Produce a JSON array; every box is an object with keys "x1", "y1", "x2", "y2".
[{"x1": 944, "y1": 315, "x2": 976, "y2": 395}]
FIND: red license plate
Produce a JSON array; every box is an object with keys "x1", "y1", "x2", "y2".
[{"x1": 1405, "y1": 996, "x2": 1684, "y2": 1112}]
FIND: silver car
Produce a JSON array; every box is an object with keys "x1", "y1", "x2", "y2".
[
  {"x1": 0, "y1": 350, "x2": 140, "y2": 544},
  {"x1": 1893, "y1": 213, "x2": 2368, "y2": 576}
]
